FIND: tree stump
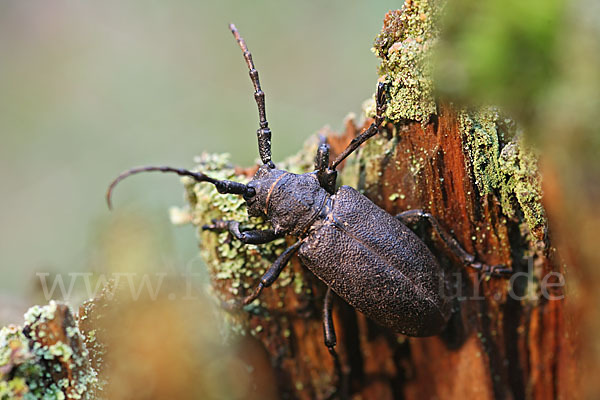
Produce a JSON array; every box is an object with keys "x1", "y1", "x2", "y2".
[{"x1": 183, "y1": 2, "x2": 579, "y2": 399}]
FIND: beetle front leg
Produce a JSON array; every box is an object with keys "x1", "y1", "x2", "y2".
[
  {"x1": 242, "y1": 240, "x2": 303, "y2": 305},
  {"x1": 202, "y1": 220, "x2": 283, "y2": 244},
  {"x1": 395, "y1": 209, "x2": 512, "y2": 278}
]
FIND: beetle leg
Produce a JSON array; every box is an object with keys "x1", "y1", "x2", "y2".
[
  {"x1": 323, "y1": 288, "x2": 347, "y2": 399},
  {"x1": 395, "y1": 209, "x2": 512, "y2": 278},
  {"x1": 469, "y1": 262, "x2": 513, "y2": 277},
  {"x1": 323, "y1": 287, "x2": 338, "y2": 353},
  {"x1": 242, "y1": 240, "x2": 302, "y2": 305},
  {"x1": 315, "y1": 135, "x2": 337, "y2": 194},
  {"x1": 202, "y1": 220, "x2": 283, "y2": 244},
  {"x1": 329, "y1": 82, "x2": 387, "y2": 171},
  {"x1": 323, "y1": 287, "x2": 341, "y2": 369}
]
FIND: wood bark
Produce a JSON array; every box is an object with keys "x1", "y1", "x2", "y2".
[
  {"x1": 185, "y1": 3, "x2": 583, "y2": 398},
  {"x1": 193, "y1": 105, "x2": 577, "y2": 399}
]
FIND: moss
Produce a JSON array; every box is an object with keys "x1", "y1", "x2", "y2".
[
  {"x1": 460, "y1": 107, "x2": 546, "y2": 240},
  {"x1": 373, "y1": 1, "x2": 439, "y2": 123},
  {"x1": 435, "y1": 0, "x2": 563, "y2": 122},
  {"x1": 178, "y1": 137, "x2": 319, "y2": 336}
]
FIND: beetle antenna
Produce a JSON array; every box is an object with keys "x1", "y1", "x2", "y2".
[
  {"x1": 106, "y1": 166, "x2": 254, "y2": 210},
  {"x1": 229, "y1": 23, "x2": 275, "y2": 169},
  {"x1": 329, "y1": 82, "x2": 387, "y2": 171}
]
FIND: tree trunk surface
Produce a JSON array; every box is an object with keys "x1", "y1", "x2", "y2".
[
  {"x1": 187, "y1": 107, "x2": 577, "y2": 399},
  {"x1": 183, "y1": 3, "x2": 580, "y2": 398}
]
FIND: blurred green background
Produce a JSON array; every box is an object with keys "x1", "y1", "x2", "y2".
[{"x1": 0, "y1": 1, "x2": 399, "y2": 323}]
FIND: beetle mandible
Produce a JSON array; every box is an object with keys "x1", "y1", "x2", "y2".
[{"x1": 107, "y1": 24, "x2": 511, "y2": 359}]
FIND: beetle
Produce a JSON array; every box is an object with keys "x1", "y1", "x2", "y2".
[{"x1": 107, "y1": 24, "x2": 510, "y2": 362}]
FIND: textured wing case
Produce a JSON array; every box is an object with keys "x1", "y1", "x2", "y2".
[{"x1": 299, "y1": 186, "x2": 450, "y2": 336}]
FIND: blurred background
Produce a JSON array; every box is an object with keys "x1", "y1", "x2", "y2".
[{"x1": 0, "y1": 0, "x2": 399, "y2": 323}]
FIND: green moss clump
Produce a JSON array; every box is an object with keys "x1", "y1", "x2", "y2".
[
  {"x1": 177, "y1": 137, "x2": 319, "y2": 336},
  {"x1": 460, "y1": 107, "x2": 546, "y2": 240},
  {"x1": 373, "y1": 1, "x2": 439, "y2": 123}
]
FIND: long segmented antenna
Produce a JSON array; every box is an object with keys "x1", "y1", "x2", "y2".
[
  {"x1": 330, "y1": 82, "x2": 387, "y2": 171},
  {"x1": 229, "y1": 23, "x2": 274, "y2": 168},
  {"x1": 106, "y1": 166, "x2": 254, "y2": 209}
]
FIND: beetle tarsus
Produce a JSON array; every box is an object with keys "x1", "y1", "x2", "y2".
[
  {"x1": 243, "y1": 282, "x2": 264, "y2": 305},
  {"x1": 469, "y1": 262, "x2": 513, "y2": 278}
]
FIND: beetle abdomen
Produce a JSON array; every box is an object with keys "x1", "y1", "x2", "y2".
[{"x1": 299, "y1": 186, "x2": 451, "y2": 336}]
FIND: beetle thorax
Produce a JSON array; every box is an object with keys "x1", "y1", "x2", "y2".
[{"x1": 246, "y1": 165, "x2": 329, "y2": 236}]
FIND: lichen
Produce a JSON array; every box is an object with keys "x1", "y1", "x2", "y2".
[
  {"x1": 180, "y1": 137, "x2": 319, "y2": 336},
  {"x1": 460, "y1": 107, "x2": 504, "y2": 193},
  {"x1": 0, "y1": 302, "x2": 100, "y2": 400},
  {"x1": 373, "y1": 0, "x2": 439, "y2": 123},
  {"x1": 460, "y1": 107, "x2": 546, "y2": 241},
  {"x1": 498, "y1": 138, "x2": 546, "y2": 240}
]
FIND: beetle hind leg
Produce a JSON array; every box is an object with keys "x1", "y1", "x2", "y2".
[
  {"x1": 395, "y1": 209, "x2": 512, "y2": 278},
  {"x1": 323, "y1": 287, "x2": 348, "y2": 399}
]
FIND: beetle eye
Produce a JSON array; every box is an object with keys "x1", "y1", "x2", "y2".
[{"x1": 243, "y1": 186, "x2": 256, "y2": 200}]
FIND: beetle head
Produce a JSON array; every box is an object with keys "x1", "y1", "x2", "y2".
[
  {"x1": 244, "y1": 164, "x2": 287, "y2": 219},
  {"x1": 245, "y1": 165, "x2": 328, "y2": 235}
]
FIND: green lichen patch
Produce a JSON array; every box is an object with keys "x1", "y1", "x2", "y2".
[
  {"x1": 180, "y1": 138, "x2": 319, "y2": 336},
  {"x1": 460, "y1": 107, "x2": 546, "y2": 241},
  {"x1": 1, "y1": 302, "x2": 100, "y2": 400},
  {"x1": 373, "y1": 1, "x2": 439, "y2": 123},
  {"x1": 498, "y1": 138, "x2": 546, "y2": 241},
  {"x1": 460, "y1": 107, "x2": 503, "y2": 193}
]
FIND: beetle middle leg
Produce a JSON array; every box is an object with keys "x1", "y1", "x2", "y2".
[
  {"x1": 241, "y1": 240, "x2": 303, "y2": 305},
  {"x1": 395, "y1": 209, "x2": 512, "y2": 277}
]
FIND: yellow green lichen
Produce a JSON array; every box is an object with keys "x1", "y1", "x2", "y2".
[
  {"x1": 498, "y1": 138, "x2": 546, "y2": 240},
  {"x1": 373, "y1": 0, "x2": 439, "y2": 123},
  {"x1": 177, "y1": 137, "x2": 319, "y2": 336},
  {"x1": 0, "y1": 302, "x2": 100, "y2": 400},
  {"x1": 460, "y1": 107, "x2": 546, "y2": 240},
  {"x1": 460, "y1": 107, "x2": 504, "y2": 193}
]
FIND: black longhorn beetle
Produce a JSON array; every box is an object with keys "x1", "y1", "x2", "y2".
[{"x1": 107, "y1": 24, "x2": 511, "y2": 371}]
